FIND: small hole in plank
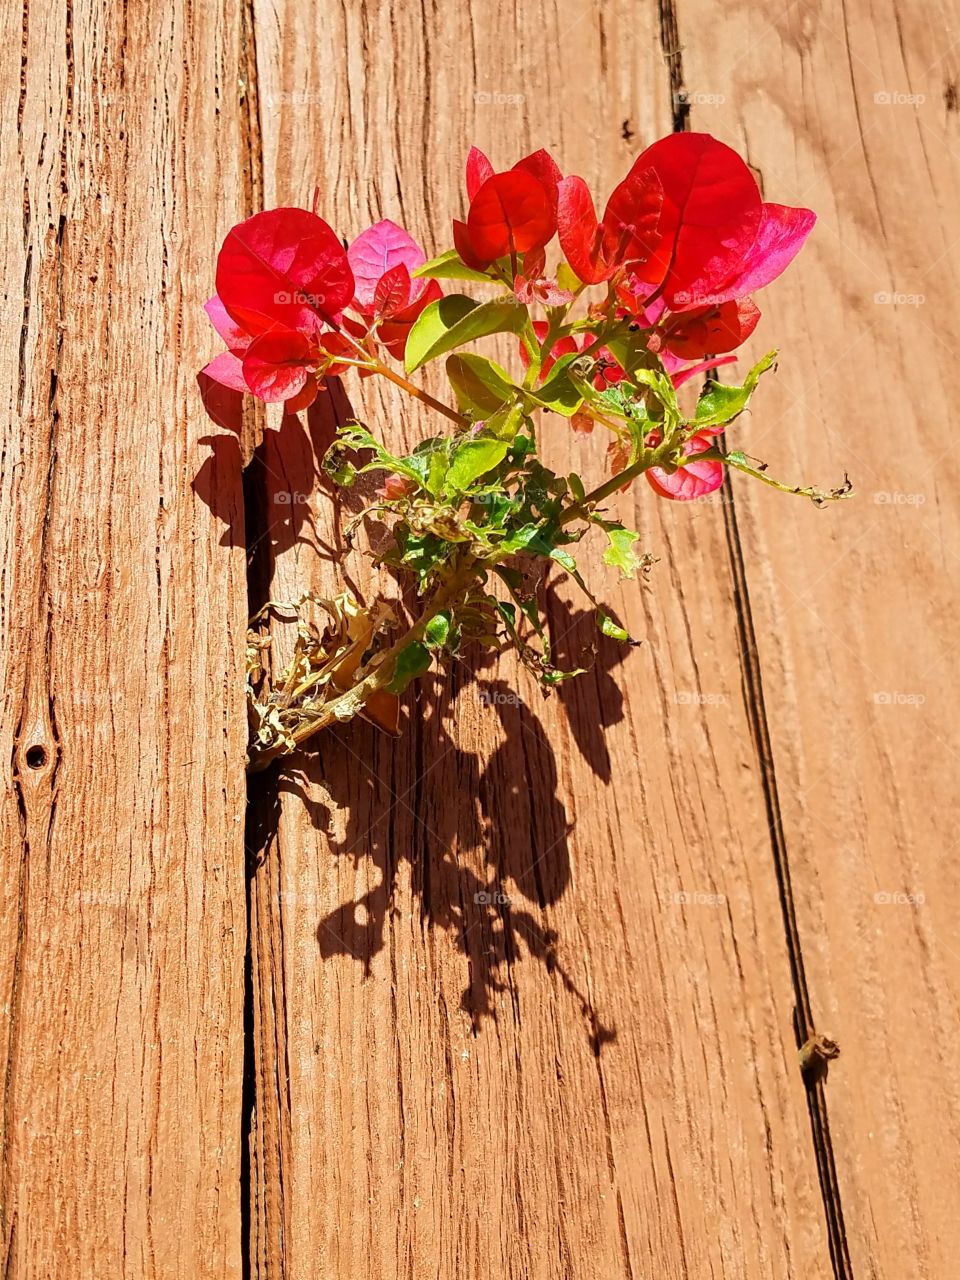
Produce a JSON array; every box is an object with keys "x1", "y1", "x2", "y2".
[{"x1": 25, "y1": 745, "x2": 47, "y2": 770}]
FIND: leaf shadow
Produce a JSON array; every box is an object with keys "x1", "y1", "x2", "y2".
[
  {"x1": 199, "y1": 371, "x2": 622, "y2": 1049},
  {"x1": 267, "y1": 668, "x2": 614, "y2": 1051}
]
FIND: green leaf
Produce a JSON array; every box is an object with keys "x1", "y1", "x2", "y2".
[
  {"x1": 413, "y1": 248, "x2": 493, "y2": 283},
  {"x1": 603, "y1": 330, "x2": 661, "y2": 381},
  {"x1": 597, "y1": 609, "x2": 630, "y2": 643},
  {"x1": 529, "y1": 353, "x2": 585, "y2": 417},
  {"x1": 387, "y1": 640, "x2": 432, "y2": 693},
  {"x1": 336, "y1": 423, "x2": 423, "y2": 486},
  {"x1": 464, "y1": 491, "x2": 518, "y2": 533},
  {"x1": 541, "y1": 665, "x2": 587, "y2": 686},
  {"x1": 632, "y1": 366, "x2": 680, "y2": 419},
  {"x1": 498, "y1": 522, "x2": 544, "y2": 556},
  {"x1": 549, "y1": 546, "x2": 596, "y2": 601},
  {"x1": 485, "y1": 403, "x2": 526, "y2": 442},
  {"x1": 394, "y1": 529, "x2": 448, "y2": 583},
  {"x1": 601, "y1": 524, "x2": 643, "y2": 579},
  {"x1": 403, "y1": 437, "x2": 450, "y2": 497},
  {"x1": 404, "y1": 295, "x2": 476, "y2": 373},
  {"x1": 423, "y1": 446, "x2": 450, "y2": 497},
  {"x1": 694, "y1": 349, "x2": 777, "y2": 429},
  {"x1": 424, "y1": 611, "x2": 452, "y2": 649},
  {"x1": 597, "y1": 383, "x2": 653, "y2": 427},
  {"x1": 444, "y1": 435, "x2": 511, "y2": 493},
  {"x1": 446, "y1": 353, "x2": 516, "y2": 417},
  {"x1": 556, "y1": 262, "x2": 582, "y2": 293},
  {"x1": 405, "y1": 296, "x2": 527, "y2": 373},
  {"x1": 549, "y1": 545, "x2": 578, "y2": 574}
]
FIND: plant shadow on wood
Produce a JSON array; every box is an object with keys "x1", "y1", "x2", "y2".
[
  {"x1": 193, "y1": 373, "x2": 360, "y2": 574},
  {"x1": 543, "y1": 587, "x2": 632, "y2": 786},
  {"x1": 196, "y1": 375, "x2": 620, "y2": 1050},
  {"x1": 282, "y1": 680, "x2": 616, "y2": 1052}
]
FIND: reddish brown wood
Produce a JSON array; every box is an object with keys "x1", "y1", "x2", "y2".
[
  {"x1": 0, "y1": 2, "x2": 248, "y2": 1275},
  {"x1": 679, "y1": 2, "x2": 960, "y2": 1274},
  {"x1": 3, "y1": 1, "x2": 958, "y2": 1277},
  {"x1": 243, "y1": 2, "x2": 830, "y2": 1276}
]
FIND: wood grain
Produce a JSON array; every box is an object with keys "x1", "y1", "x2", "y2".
[
  {"x1": 244, "y1": 1, "x2": 831, "y2": 1276},
  {"x1": 0, "y1": 2, "x2": 248, "y2": 1275},
  {"x1": 678, "y1": 1, "x2": 960, "y2": 1276},
  {"x1": 3, "y1": 0, "x2": 957, "y2": 1276}
]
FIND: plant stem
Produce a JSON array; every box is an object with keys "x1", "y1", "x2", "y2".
[
  {"x1": 247, "y1": 560, "x2": 479, "y2": 772},
  {"x1": 557, "y1": 431, "x2": 679, "y2": 528},
  {"x1": 373, "y1": 360, "x2": 468, "y2": 427},
  {"x1": 335, "y1": 329, "x2": 468, "y2": 428}
]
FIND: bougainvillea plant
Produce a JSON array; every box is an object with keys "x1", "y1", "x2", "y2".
[{"x1": 202, "y1": 132, "x2": 850, "y2": 772}]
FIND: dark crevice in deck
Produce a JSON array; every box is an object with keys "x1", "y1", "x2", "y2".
[
  {"x1": 719, "y1": 486, "x2": 853, "y2": 1280},
  {"x1": 240, "y1": 448, "x2": 270, "y2": 1280},
  {"x1": 655, "y1": 4, "x2": 852, "y2": 1276},
  {"x1": 238, "y1": 1, "x2": 267, "y2": 1276}
]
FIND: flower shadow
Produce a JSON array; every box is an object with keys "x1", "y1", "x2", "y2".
[{"x1": 192, "y1": 374, "x2": 361, "y2": 560}]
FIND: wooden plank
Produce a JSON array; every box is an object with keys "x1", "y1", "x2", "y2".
[
  {"x1": 677, "y1": 1, "x2": 960, "y2": 1275},
  {"x1": 245, "y1": 2, "x2": 832, "y2": 1275},
  {"x1": 0, "y1": 2, "x2": 248, "y2": 1275}
]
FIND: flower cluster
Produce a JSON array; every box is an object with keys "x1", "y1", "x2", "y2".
[
  {"x1": 203, "y1": 208, "x2": 438, "y2": 413},
  {"x1": 204, "y1": 131, "x2": 814, "y2": 503},
  {"x1": 204, "y1": 132, "x2": 847, "y2": 766}
]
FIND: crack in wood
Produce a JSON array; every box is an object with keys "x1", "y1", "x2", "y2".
[
  {"x1": 3, "y1": 153, "x2": 66, "y2": 1280},
  {"x1": 656, "y1": 3, "x2": 854, "y2": 1275},
  {"x1": 657, "y1": 0, "x2": 689, "y2": 132},
  {"x1": 237, "y1": 1, "x2": 268, "y2": 1274},
  {"x1": 720, "y1": 484, "x2": 853, "y2": 1280}
]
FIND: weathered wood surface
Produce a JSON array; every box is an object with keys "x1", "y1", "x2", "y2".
[
  {"x1": 245, "y1": 2, "x2": 826, "y2": 1278},
  {"x1": 0, "y1": 2, "x2": 248, "y2": 1276},
  {"x1": 680, "y1": 4, "x2": 960, "y2": 1276},
  {"x1": 2, "y1": 0, "x2": 958, "y2": 1278}
]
